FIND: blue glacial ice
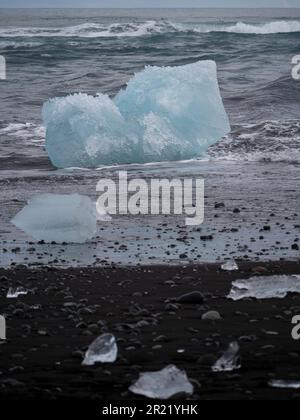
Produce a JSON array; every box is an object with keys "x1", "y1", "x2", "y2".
[
  {"x1": 43, "y1": 61, "x2": 230, "y2": 168},
  {"x1": 11, "y1": 193, "x2": 97, "y2": 243}
]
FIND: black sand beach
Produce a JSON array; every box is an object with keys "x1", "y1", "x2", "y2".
[
  {"x1": 1, "y1": 6, "x2": 300, "y2": 404},
  {"x1": 1, "y1": 261, "x2": 300, "y2": 401}
]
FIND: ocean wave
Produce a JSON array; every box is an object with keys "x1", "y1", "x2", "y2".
[
  {"x1": 208, "y1": 120, "x2": 300, "y2": 163},
  {"x1": 0, "y1": 41, "x2": 44, "y2": 49},
  {"x1": 184, "y1": 20, "x2": 300, "y2": 34},
  {"x1": 0, "y1": 21, "x2": 168, "y2": 38},
  {"x1": 1, "y1": 20, "x2": 300, "y2": 38},
  {"x1": 0, "y1": 122, "x2": 45, "y2": 145}
]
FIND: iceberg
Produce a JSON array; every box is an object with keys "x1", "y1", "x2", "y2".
[
  {"x1": 129, "y1": 365, "x2": 194, "y2": 399},
  {"x1": 43, "y1": 61, "x2": 230, "y2": 168},
  {"x1": 228, "y1": 275, "x2": 300, "y2": 301},
  {"x1": 82, "y1": 333, "x2": 118, "y2": 366},
  {"x1": 212, "y1": 341, "x2": 241, "y2": 372},
  {"x1": 11, "y1": 193, "x2": 97, "y2": 244}
]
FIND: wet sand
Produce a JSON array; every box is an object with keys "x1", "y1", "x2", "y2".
[
  {"x1": 1, "y1": 260, "x2": 300, "y2": 401},
  {"x1": 1, "y1": 160, "x2": 300, "y2": 267}
]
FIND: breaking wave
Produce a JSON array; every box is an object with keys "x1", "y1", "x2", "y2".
[
  {"x1": 0, "y1": 20, "x2": 300, "y2": 38},
  {"x1": 0, "y1": 122, "x2": 45, "y2": 146},
  {"x1": 0, "y1": 21, "x2": 169, "y2": 38},
  {"x1": 208, "y1": 120, "x2": 300, "y2": 163},
  {"x1": 184, "y1": 20, "x2": 300, "y2": 34}
]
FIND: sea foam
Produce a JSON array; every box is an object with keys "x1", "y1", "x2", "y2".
[{"x1": 1, "y1": 20, "x2": 300, "y2": 38}]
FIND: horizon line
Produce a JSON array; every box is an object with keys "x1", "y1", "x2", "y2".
[{"x1": 0, "y1": 7, "x2": 299, "y2": 9}]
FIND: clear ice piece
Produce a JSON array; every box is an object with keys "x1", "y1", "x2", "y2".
[
  {"x1": 11, "y1": 193, "x2": 97, "y2": 244},
  {"x1": 212, "y1": 341, "x2": 241, "y2": 372},
  {"x1": 269, "y1": 380, "x2": 300, "y2": 389},
  {"x1": 7, "y1": 287, "x2": 28, "y2": 299},
  {"x1": 43, "y1": 61, "x2": 230, "y2": 168},
  {"x1": 221, "y1": 260, "x2": 239, "y2": 271},
  {"x1": 129, "y1": 364, "x2": 194, "y2": 399},
  {"x1": 82, "y1": 333, "x2": 118, "y2": 366},
  {"x1": 228, "y1": 275, "x2": 300, "y2": 300}
]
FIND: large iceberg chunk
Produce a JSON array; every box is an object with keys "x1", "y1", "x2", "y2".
[
  {"x1": 43, "y1": 61, "x2": 230, "y2": 168},
  {"x1": 11, "y1": 193, "x2": 97, "y2": 243}
]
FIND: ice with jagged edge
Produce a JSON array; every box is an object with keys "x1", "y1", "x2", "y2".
[
  {"x1": 129, "y1": 365, "x2": 194, "y2": 399},
  {"x1": 82, "y1": 333, "x2": 118, "y2": 366},
  {"x1": 228, "y1": 275, "x2": 300, "y2": 300},
  {"x1": 11, "y1": 193, "x2": 97, "y2": 244},
  {"x1": 7, "y1": 287, "x2": 29, "y2": 299},
  {"x1": 212, "y1": 341, "x2": 241, "y2": 372},
  {"x1": 43, "y1": 61, "x2": 230, "y2": 168}
]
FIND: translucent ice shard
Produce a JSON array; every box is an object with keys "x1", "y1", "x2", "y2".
[
  {"x1": 228, "y1": 275, "x2": 300, "y2": 301},
  {"x1": 129, "y1": 365, "x2": 194, "y2": 399},
  {"x1": 221, "y1": 260, "x2": 239, "y2": 271},
  {"x1": 269, "y1": 380, "x2": 300, "y2": 389},
  {"x1": 212, "y1": 341, "x2": 241, "y2": 372},
  {"x1": 7, "y1": 287, "x2": 28, "y2": 299},
  {"x1": 43, "y1": 61, "x2": 230, "y2": 168},
  {"x1": 82, "y1": 333, "x2": 118, "y2": 366},
  {"x1": 11, "y1": 193, "x2": 97, "y2": 244}
]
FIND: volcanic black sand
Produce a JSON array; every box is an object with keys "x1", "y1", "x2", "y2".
[{"x1": 0, "y1": 260, "x2": 300, "y2": 401}]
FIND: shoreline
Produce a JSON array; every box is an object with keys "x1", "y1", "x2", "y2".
[
  {"x1": 1, "y1": 260, "x2": 300, "y2": 400},
  {"x1": 1, "y1": 160, "x2": 300, "y2": 268}
]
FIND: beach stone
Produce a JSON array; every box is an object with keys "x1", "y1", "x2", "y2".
[
  {"x1": 165, "y1": 303, "x2": 179, "y2": 311},
  {"x1": 2, "y1": 378, "x2": 24, "y2": 387},
  {"x1": 71, "y1": 350, "x2": 84, "y2": 359},
  {"x1": 176, "y1": 291, "x2": 204, "y2": 304},
  {"x1": 200, "y1": 235, "x2": 213, "y2": 241},
  {"x1": 252, "y1": 266, "x2": 268, "y2": 274},
  {"x1": 179, "y1": 253, "x2": 188, "y2": 259},
  {"x1": 201, "y1": 310, "x2": 222, "y2": 321}
]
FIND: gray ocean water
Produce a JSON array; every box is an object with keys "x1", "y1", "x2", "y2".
[{"x1": 0, "y1": 8, "x2": 300, "y2": 168}]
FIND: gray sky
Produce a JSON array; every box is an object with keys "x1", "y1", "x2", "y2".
[{"x1": 0, "y1": 0, "x2": 299, "y2": 8}]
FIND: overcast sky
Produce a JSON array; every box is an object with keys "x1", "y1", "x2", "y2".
[{"x1": 0, "y1": 0, "x2": 299, "y2": 8}]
